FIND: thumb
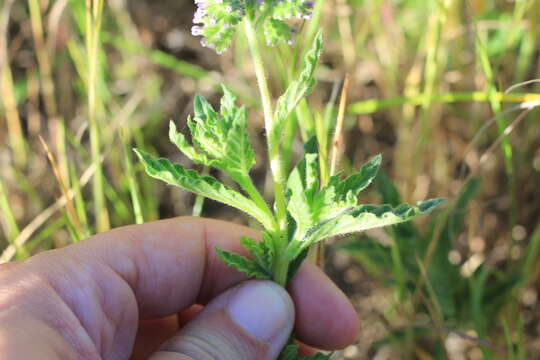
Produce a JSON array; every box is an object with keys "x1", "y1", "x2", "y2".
[{"x1": 149, "y1": 280, "x2": 295, "y2": 360}]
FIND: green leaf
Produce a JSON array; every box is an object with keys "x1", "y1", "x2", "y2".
[
  {"x1": 287, "y1": 199, "x2": 446, "y2": 259},
  {"x1": 286, "y1": 150, "x2": 320, "y2": 240},
  {"x1": 374, "y1": 169, "x2": 420, "y2": 241},
  {"x1": 215, "y1": 248, "x2": 271, "y2": 279},
  {"x1": 426, "y1": 178, "x2": 480, "y2": 318},
  {"x1": 240, "y1": 233, "x2": 275, "y2": 274},
  {"x1": 286, "y1": 151, "x2": 383, "y2": 245},
  {"x1": 279, "y1": 343, "x2": 299, "y2": 360},
  {"x1": 287, "y1": 248, "x2": 309, "y2": 283},
  {"x1": 134, "y1": 149, "x2": 272, "y2": 229},
  {"x1": 171, "y1": 87, "x2": 256, "y2": 181},
  {"x1": 278, "y1": 336, "x2": 333, "y2": 360},
  {"x1": 274, "y1": 31, "x2": 323, "y2": 138},
  {"x1": 317, "y1": 154, "x2": 382, "y2": 220},
  {"x1": 335, "y1": 154, "x2": 381, "y2": 199},
  {"x1": 169, "y1": 121, "x2": 208, "y2": 164}
]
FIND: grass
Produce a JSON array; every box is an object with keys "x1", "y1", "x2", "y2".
[{"x1": 1, "y1": 0, "x2": 539, "y2": 358}]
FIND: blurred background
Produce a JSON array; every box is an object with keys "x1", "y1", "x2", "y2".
[{"x1": 1, "y1": 0, "x2": 540, "y2": 358}]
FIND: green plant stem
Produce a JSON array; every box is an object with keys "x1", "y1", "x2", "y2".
[
  {"x1": 238, "y1": 177, "x2": 277, "y2": 228},
  {"x1": 121, "y1": 128, "x2": 144, "y2": 224},
  {"x1": 348, "y1": 91, "x2": 540, "y2": 114},
  {"x1": 243, "y1": 16, "x2": 289, "y2": 286},
  {"x1": 86, "y1": 0, "x2": 110, "y2": 232},
  {"x1": 273, "y1": 253, "x2": 290, "y2": 287},
  {"x1": 0, "y1": 179, "x2": 28, "y2": 259}
]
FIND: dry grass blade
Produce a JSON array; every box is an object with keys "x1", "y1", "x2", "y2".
[
  {"x1": 479, "y1": 107, "x2": 535, "y2": 165},
  {"x1": 330, "y1": 75, "x2": 350, "y2": 176},
  {"x1": 313, "y1": 75, "x2": 350, "y2": 268},
  {"x1": 0, "y1": 161, "x2": 98, "y2": 263},
  {"x1": 38, "y1": 136, "x2": 84, "y2": 240}
]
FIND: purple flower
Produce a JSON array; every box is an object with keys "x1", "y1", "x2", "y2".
[
  {"x1": 191, "y1": 25, "x2": 203, "y2": 36},
  {"x1": 193, "y1": 8, "x2": 206, "y2": 23}
]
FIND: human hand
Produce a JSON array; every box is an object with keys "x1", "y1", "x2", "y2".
[{"x1": 0, "y1": 217, "x2": 358, "y2": 359}]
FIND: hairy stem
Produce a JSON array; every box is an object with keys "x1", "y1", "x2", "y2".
[
  {"x1": 237, "y1": 176, "x2": 278, "y2": 231},
  {"x1": 243, "y1": 16, "x2": 289, "y2": 285},
  {"x1": 273, "y1": 252, "x2": 290, "y2": 287}
]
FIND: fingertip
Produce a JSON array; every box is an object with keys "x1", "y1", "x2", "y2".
[
  {"x1": 152, "y1": 280, "x2": 294, "y2": 360},
  {"x1": 289, "y1": 262, "x2": 359, "y2": 350}
]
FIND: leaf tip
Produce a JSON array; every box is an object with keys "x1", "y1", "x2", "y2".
[
  {"x1": 132, "y1": 147, "x2": 144, "y2": 159},
  {"x1": 419, "y1": 198, "x2": 446, "y2": 212},
  {"x1": 169, "y1": 120, "x2": 177, "y2": 132}
]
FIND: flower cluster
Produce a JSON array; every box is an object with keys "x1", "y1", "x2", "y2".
[{"x1": 191, "y1": 0, "x2": 315, "y2": 52}]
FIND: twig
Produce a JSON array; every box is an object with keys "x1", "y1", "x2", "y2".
[
  {"x1": 39, "y1": 136, "x2": 85, "y2": 240},
  {"x1": 330, "y1": 75, "x2": 350, "y2": 176}
]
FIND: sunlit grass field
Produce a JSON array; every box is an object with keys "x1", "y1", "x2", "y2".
[{"x1": 1, "y1": 0, "x2": 540, "y2": 358}]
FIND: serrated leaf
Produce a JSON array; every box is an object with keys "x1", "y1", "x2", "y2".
[
  {"x1": 335, "y1": 154, "x2": 381, "y2": 199},
  {"x1": 279, "y1": 343, "x2": 299, "y2": 360},
  {"x1": 240, "y1": 233, "x2": 275, "y2": 274},
  {"x1": 287, "y1": 248, "x2": 309, "y2": 283},
  {"x1": 219, "y1": 106, "x2": 255, "y2": 178},
  {"x1": 169, "y1": 121, "x2": 209, "y2": 164},
  {"x1": 134, "y1": 149, "x2": 272, "y2": 229},
  {"x1": 374, "y1": 169, "x2": 420, "y2": 241},
  {"x1": 286, "y1": 138, "x2": 322, "y2": 243},
  {"x1": 220, "y1": 84, "x2": 237, "y2": 114},
  {"x1": 215, "y1": 248, "x2": 271, "y2": 279},
  {"x1": 286, "y1": 150, "x2": 320, "y2": 239},
  {"x1": 317, "y1": 154, "x2": 382, "y2": 220},
  {"x1": 287, "y1": 199, "x2": 446, "y2": 259},
  {"x1": 286, "y1": 150, "x2": 384, "y2": 246},
  {"x1": 170, "y1": 87, "x2": 256, "y2": 183},
  {"x1": 273, "y1": 31, "x2": 323, "y2": 138}
]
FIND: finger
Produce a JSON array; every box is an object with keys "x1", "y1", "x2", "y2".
[
  {"x1": 19, "y1": 217, "x2": 357, "y2": 350},
  {"x1": 289, "y1": 263, "x2": 359, "y2": 350},
  {"x1": 132, "y1": 305, "x2": 203, "y2": 359},
  {"x1": 177, "y1": 304, "x2": 203, "y2": 328},
  {"x1": 150, "y1": 280, "x2": 294, "y2": 360},
  {"x1": 132, "y1": 316, "x2": 178, "y2": 360},
  {"x1": 298, "y1": 343, "x2": 321, "y2": 356}
]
